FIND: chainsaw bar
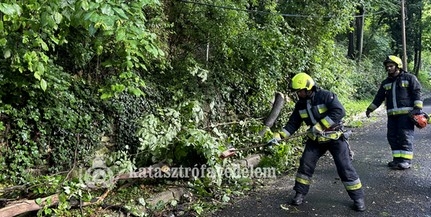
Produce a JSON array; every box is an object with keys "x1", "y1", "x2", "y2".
[{"x1": 234, "y1": 131, "x2": 308, "y2": 152}]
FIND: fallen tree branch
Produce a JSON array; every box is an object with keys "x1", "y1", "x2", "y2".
[
  {"x1": 0, "y1": 162, "x2": 170, "y2": 217},
  {"x1": 0, "y1": 194, "x2": 59, "y2": 217},
  {"x1": 0, "y1": 190, "x2": 116, "y2": 217}
]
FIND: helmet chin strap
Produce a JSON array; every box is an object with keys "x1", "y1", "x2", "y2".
[{"x1": 305, "y1": 90, "x2": 314, "y2": 98}]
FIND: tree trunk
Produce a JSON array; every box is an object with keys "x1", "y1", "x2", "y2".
[
  {"x1": 413, "y1": 1, "x2": 422, "y2": 76},
  {"x1": 347, "y1": 20, "x2": 355, "y2": 59},
  {"x1": 355, "y1": 5, "x2": 365, "y2": 62}
]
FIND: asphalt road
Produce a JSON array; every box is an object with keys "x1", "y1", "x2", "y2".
[{"x1": 211, "y1": 99, "x2": 431, "y2": 217}]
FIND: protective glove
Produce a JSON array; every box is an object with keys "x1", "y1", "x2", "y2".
[
  {"x1": 266, "y1": 130, "x2": 289, "y2": 146},
  {"x1": 309, "y1": 123, "x2": 324, "y2": 135},
  {"x1": 266, "y1": 132, "x2": 282, "y2": 146},
  {"x1": 410, "y1": 108, "x2": 422, "y2": 116},
  {"x1": 424, "y1": 112, "x2": 431, "y2": 123},
  {"x1": 365, "y1": 109, "x2": 372, "y2": 118},
  {"x1": 264, "y1": 133, "x2": 281, "y2": 155}
]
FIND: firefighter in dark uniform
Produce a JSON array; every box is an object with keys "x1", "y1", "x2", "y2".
[
  {"x1": 268, "y1": 73, "x2": 365, "y2": 211},
  {"x1": 366, "y1": 55, "x2": 423, "y2": 170}
]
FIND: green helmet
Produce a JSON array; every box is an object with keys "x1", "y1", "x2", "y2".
[
  {"x1": 291, "y1": 73, "x2": 315, "y2": 90},
  {"x1": 383, "y1": 55, "x2": 403, "y2": 68}
]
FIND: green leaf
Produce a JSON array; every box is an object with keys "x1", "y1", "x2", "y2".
[
  {"x1": 54, "y1": 12, "x2": 63, "y2": 24},
  {"x1": 100, "y1": 93, "x2": 112, "y2": 100},
  {"x1": 112, "y1": 7, "x2": 128, "y2": 19},
  {"x1": 83, "y1": 11, "x2": 96, "y2": 21},
  {"x1": 128, "y1": 87, "x2": 143, "y2": 96},
  {"x1": 222, "y1": 194, "x2": 230, "y2": 202},
  {"x1": 3, "y1": 49, "x2": 11, "y2": 59},
  {"x1": 63, "y1": 186, "x2": 71, "y2": 194},
  {"x1": 0, "y1": 121, "x2": 5, "y2": 131},
  {"x1": 96, "y1": 45, "x2": 103, "y2": 55},
  {"x1": 88, "y1": 24, "x2": 97, "y2": 36},
  {"x1": 80, "y1": 0, "x2": 89, "y2": 11},
  {"x1": 40, "y1": 79, "x2": 47, "y2": 91},
  {"x1": 37, "y1": 38, "x2": 49, "y2": 51},
  {"x1": 170, "y1": 199, "x2": 178, "y2": 207},
  {"x1": 115, "y1": 29, "x2": 126, "y2": 41},
  {"x1": 49, "y1": 35, "x2": 60, "y2": 45},
  {"x1": 44, "y1": 208, "x2": 52, "y2": 215},
  {"x1": 35, "y1": 198, "x2": 42, "y2": 205},
  {"x1": 37, "y1": 62, "x2": 45, "y2": 74},
  {"x1": 41, "y1": 12, "x2": 55, "y2": 28},
  {"x1": 193, "y1": 205, "x2": 203, "y2": 215},
  {"x1": 111, "y1": 84, "x2": 125, "y2": 92},
  {"x1": 101, "y1": 4, "x2": 114, "y2": 16},
  {"x1": 0, "y1": 38, "x2": 7, "y2": 47},
  {"x1": 34, "y1": 71, "x2": 41, "y2": 80},
  {"x1": 138, "y1": 198, "x2": 146, "y2": 206},
  {"x1": 0, "y1": 3, "x2": 21, "y2": 16}
]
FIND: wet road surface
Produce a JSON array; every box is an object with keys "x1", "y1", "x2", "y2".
[{"x1": 212, "y1": 99, "x2": 431, "y2": 217}]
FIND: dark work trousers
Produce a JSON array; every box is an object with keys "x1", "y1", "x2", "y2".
[
  {"x1": 293, "y1": 137, "x2": 364, "y2": 200},
  {"x1": 387, "y1": 114, "x2": 415, "y2": 163}
]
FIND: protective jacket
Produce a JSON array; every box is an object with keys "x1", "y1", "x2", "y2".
[
  {"x1": 283, "y1": 88, "x2": 345, "y2": 141},
  {"x1": 281, "y1": 87, "x2": 364, "y2": 200},
  {"x1": 367, "y1": 71, "x2": 423, "y2": 115}
]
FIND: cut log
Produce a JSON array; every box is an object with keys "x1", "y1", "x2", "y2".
[{"x1": 0, "y1": 194, "x2": 59, "y2": 217}]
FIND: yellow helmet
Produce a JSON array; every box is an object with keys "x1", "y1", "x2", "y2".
[
  {"x1": 383, "y1": 55, "x2": 403, "y2": 68},
  {"x1": 291, "y1": 73, "x2": 315, "y2": 90}
]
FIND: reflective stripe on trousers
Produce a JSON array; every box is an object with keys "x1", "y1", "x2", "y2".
[
  {"x1": 293, "y1": 138, "x2": 364, "y2": 200},
  {"x1": 387, "y1": 114, "x2": 415, "y2": 162}
]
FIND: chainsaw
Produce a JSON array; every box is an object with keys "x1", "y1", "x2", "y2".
[{"x1": 219, "y1": 131, "x2": 308, "y2": 158}]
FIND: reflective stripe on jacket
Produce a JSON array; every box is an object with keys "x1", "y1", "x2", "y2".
[
  {"x1": 307, "y1": 130, "x2": 344, "y2": 142},
  {"x1": 368, "y1": 71, "x2": 423, "y2": 116},
  {"x1": 283, "y1": 88, "x2": 346, "y2": 138}
]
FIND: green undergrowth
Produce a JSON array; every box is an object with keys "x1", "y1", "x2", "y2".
[
  {"x1": 342, "y1": 98, "x2": 372, "y2": 128},
  {"x1": 0, "y1": 96, "x2": 380, "y2": 217}
]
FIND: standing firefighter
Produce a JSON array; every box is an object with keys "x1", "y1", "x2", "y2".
[
  {"x1": 268, "y1": 73, "x2": 365, "y2": 212},
  {"x1": 366, "y1": 55, "x2": 424, "y2": 170}
]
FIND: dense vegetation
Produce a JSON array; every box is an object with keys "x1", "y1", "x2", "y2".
[{"x1": 1, "y1": 0, "x2": 431, "y2": 216}]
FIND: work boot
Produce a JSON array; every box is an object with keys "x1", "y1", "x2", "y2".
[
  {"x1": 353, "y1": 198, "x2": 366, "y2": 212},
  {"x1": 388, "y1": 158, "x2": 402, "y2": 168},
  {"x1": 387, "y1": 160, "x2": 398, "y2": 168},
  {"x1": 397, "y1": 161, "x2": 411, "y2": 170},
  {"x1": 291, "y1": 192, "x2": 304, "y2": 206}
]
